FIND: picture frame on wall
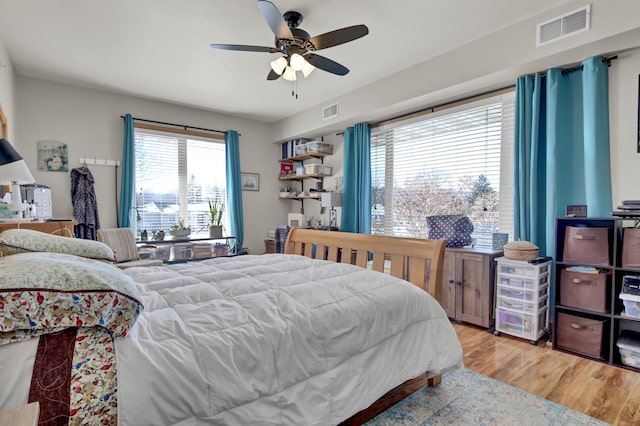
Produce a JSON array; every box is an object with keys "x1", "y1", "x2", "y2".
[
  {"x1": 241, "y1": 172, "x2": 260, "y2": 191},
  {"x1": 637, "y1": 74, "x2": 640, "y2": 153}
]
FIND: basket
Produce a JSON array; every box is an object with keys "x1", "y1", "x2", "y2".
[{"x1": 503, "y1": 240, "x2": 539, "y2": 261}]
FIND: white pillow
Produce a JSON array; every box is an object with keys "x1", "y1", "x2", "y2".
[{"x1": 0, "y1": 228, "x2": 115, "y2": 261}]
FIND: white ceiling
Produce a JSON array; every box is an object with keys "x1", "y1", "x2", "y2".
[{"x1": 0, "y1": 0, "x2": 573, "y2": 123}]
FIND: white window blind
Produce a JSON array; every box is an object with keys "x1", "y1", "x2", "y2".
[
  {"x1": 371, "y1": 91, "x2": 515, "y2": 248},
  {"x1": 134, "y1": 130, "x2": 228, "y2": 237}
]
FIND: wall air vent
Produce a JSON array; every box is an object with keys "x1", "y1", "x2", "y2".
[
  {"x1": 323, "y1": 103, "x2": 339, "y2": 120},
  {"x1": 537, "y1": 5, "x2": 590, "y2": 46}
]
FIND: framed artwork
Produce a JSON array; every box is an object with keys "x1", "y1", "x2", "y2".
[
  {"x1": 241, "y1": 172, "x2": 260, "y2": 191},
  {"x1": 638, "y1": 74, "x2": 640, "y2": 153},
  {"x1": 37, "y1": 140, "x2": 69, "y2": 172}
]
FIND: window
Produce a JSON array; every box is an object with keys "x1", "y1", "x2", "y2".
[
  {"x1": 370, "y1": 91, "x2": 515, "y2": 248},
  {"x1": 134, "y1": 130, "x2": 228, "y2": 237}
]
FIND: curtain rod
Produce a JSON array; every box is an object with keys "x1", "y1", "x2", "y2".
[
  {"x1": 560, "y1": 55, "x2": 618, "y2": 75},
  {"x1": 120, "y1": 115, "x2": 239, "y2": 136},
  {"x1": 336, "y1": 84, "x2": 515, "y2": 135}
]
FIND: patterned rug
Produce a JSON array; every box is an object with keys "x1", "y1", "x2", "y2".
[{"x1": 366, "y1": 368, "x2": 609, "y2": 425}]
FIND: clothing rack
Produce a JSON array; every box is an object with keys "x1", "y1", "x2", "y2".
[{"x1": 79, "y1": 157, "x2": 121, "y2": 167}]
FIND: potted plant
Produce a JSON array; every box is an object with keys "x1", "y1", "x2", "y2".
[
  {"x1": 208, "y1": 199, "x2": 224, "y2": 238},
  {"x1": 169, "y1": 217, "x2": 191, "y2": 239}
]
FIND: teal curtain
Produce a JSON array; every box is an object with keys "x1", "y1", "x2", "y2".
[
  {"x1": 514, "y1": 56, "x2": 612, "y2": 256},
  {"x1": 342, "y1": 123, "x2": 371, "y2": 234},
  {"x1": 119, "y1": 113, "x2": 135, "y2": 229},
  {"x1": 225, "y1": 130, "x2": 244, "y2": 250}
]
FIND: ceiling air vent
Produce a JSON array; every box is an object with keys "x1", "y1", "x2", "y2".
[
  {"x1": 537, "y1": 5, "x2": 590, "y2": 46},
  {"x1": 323, "y1": 103, "x2": 338, "y2": 120}
]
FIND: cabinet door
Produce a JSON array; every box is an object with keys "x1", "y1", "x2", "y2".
[
  {"x1": 441, "y1": 251, "x2": 457, "y2": 319},
  {"x1": 457, "y1": 253, "x2": 491, "y2": 327}
]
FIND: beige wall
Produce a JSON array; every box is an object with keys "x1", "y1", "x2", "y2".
[
  {"x1": 14, "y1": 76, "x2": 288, "y2": 254},
  {"x1": 0, "y1": 34, "x2": 16, "y2": 140},
  {"x1": 609, "y1": 48, "x2": 640, "y2": 204}
]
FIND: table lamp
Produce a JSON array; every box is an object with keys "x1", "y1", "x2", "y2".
[
  {"x1": 321, "y1": 192, "x2": 342, "y2": 230},
  {"x1": 0, "y1": 138, "x2": 35, "y2": 218}
]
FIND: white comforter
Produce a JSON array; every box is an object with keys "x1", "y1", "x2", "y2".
[{"x1": 117, "y1": 254, "x2": 463, "y2": 425}]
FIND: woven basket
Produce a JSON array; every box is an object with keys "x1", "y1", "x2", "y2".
[{"x1": 503, "y1": 240, "x2": 539, "y2": 261}]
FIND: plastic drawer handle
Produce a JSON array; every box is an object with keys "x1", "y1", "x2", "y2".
[
  {"x1": 569, "y1": 322, "x2": 586, "y2": 330},
  {"x1": 572, "y1": 278, "x2": 593, "y2": 285}
]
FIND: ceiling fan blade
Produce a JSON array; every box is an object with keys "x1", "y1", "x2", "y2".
[
  {"x1": 309, "y1": 25, "x2": 369, "y2": 50},
  {"x1": 211, "y1": 44, "x2": 277, "y2": 53},
  {"x1": 305, "y1": 53, "x2": 349, "y2": 76},
  {"x1": 267, "y1": 69, "x2": 281, "y2": 80},
  {"x1": 257, "y1": 0, "x2": 293, "y2": 41}
]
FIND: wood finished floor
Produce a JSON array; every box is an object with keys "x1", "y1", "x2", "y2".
[{"x1": 454, "y1": 322, "x2": 640, "y2": 426}]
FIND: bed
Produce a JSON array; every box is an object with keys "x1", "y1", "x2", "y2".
[{"x1": 0, "y1": 228, "x2": 463, "y2": 425}]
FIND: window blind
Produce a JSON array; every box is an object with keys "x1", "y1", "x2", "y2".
[
  {"x1": 134, "y1": 130, "x2": 228, "y2": 237},
  {"x1": 370, "y1": 91, "x2": 515, "y2": 248}
]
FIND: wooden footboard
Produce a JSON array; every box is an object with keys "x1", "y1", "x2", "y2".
[{"x1": 284, "y1": 229, "x2": 448, "y2": 424}]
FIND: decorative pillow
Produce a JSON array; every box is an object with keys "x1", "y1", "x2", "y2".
[
  {"x1": 427, "y1": 214, "x2": 474, "y2": 247},
  {"x1": 0, "y1": 228, "x2": 116, "y2": 261},
  {"x1": 0, "y1": 252, "x2": 143, "y2": 345}
]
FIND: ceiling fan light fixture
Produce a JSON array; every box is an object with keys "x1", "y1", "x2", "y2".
[
  {"x1": 282, "y1": 66, "x2": 297, "y2": 81},
  {"x1": 289, "y1": 53, "x2": 305, "y2": 71},
  {"x1": 270, "y1": 57, "x2": 288, "y2": 75},
  {"x1": 301, "y1": 60, "x2": 315, "y2": 78}
]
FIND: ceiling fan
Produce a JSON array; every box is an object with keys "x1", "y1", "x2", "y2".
[{"x1": 210, "y1": 0, "x2": 369, "y2": 82}]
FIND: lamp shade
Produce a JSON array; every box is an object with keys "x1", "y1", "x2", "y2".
[
  {"x1": 270, "y1": 57, "x2": 287, "y2": 75},
  {"x1": 321, "y1": 192, "x2": 342, "y2": 208},
  {"x1": 282, "y1": 66, "x2": 297, "y2": 81},
  {"x1": 0, "y1": 139, "x2": 35, "y2": 185}
]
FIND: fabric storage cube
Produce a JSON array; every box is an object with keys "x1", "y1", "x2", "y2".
[
  {"x1": 620, "y1": 292, "x2": 640, "y2": 318},
  {"x1": 622, "y1": 228, "x2": 640, "y2": 268},
  {"x1": 305, "y1": 142, "x2": 333, "y2": 154},
  {"x1": 563, "y1": 226, "x2": 610, "y2": 265},
  {"x1": 559, "y1": 269, "x2": 608, "y2": 313},
  {"x1": 617, "y1": 332, "x2": 640, "y2": 368},
  {"x1": 556, "y1": 312, "x2": 605, "y2": 359}
]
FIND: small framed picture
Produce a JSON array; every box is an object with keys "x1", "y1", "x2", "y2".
[{"x1": 241, "y1": 173, "x2": 260, "y2": 191}]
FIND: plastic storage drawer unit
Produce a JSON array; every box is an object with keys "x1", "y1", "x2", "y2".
[
  {"x1": 497, "y1": 273, "x2": 549, "y2": 290},
  {"x1": 497, "y1": 259, "x2": 550, "y2": 277},
  {"x1": 496, "y1": 308, "x2": 547, "y2": 340},
  {"x1": 620, "y1": 292, "x2": 640, "y2": 318},
  {"x1": 305, "y1": 142, "x2": 333, "y2": 154},
  {"x1": 497, "y1": 284, "x2": 548, "y2": 302},
  {"x1": 497, "y1": 295, "x2": 548, "y2": 313},
  {"x1": 617, "y1": 332, "x2": 640, "y2": 368}
]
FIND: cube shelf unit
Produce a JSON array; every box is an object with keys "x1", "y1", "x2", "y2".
[
  {"x1": 553, "y1": 216, "x2": 640, "y2": 371},
  {"x1": 494, "y1": 257, "x2": 551, "y2": 345}
]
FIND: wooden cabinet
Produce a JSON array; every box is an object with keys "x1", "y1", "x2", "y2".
[
  {"x1": 0, "y1": 220, "x2": 76, "y2": 237},
  {"x1": 442, "y1": 247, "x2": 503, "y2": 329}
]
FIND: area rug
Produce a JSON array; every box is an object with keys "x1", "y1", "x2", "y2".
[{"x1": 366, "y1": 368, "x2": 609, "y2": 425}]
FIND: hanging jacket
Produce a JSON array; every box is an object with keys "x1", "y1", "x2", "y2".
[{"x1": 70, "y1": 166, "x2": 100, "y2": 239}]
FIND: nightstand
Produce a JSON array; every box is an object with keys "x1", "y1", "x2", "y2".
[{"x1": 0, "y1": 402, "x2": 40, "y2": 426}]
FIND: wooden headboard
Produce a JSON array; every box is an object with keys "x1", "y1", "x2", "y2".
[{"x1": 284, "y1": 228, "x2": 445, "y2": 304}]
